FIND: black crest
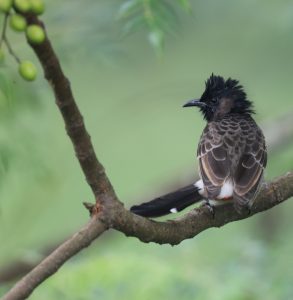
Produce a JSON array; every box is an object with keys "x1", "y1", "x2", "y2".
[{"x1": 200, "y1": 74, "x2": 254, "y2": 121}]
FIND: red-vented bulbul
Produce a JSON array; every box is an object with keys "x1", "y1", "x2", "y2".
[{"x1": 131, "y1": 74, "x2": 267, "y2": 217}]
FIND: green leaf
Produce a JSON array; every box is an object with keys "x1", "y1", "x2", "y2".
[
  {"x1": 148, "y1": 29, "x2": 164, "y2": 56},
  {"x1": 176, "y1": 0, "x2": 191, "y2": 13},
  {"x1": 118, "y1": 0, "x2": 192, "y2": 56},
  {"x1": 154, "y1": 1, "x2": 179, "y2": 34},
  {"x1": 118, "y1": 0, "x2": 141, "y2": 19},
  {"x1": 121, "y1": 14, "x2": 145, "y2": 37}
]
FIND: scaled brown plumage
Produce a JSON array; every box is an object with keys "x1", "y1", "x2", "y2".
[
  {"x1": 131, "y1": 74, "x2": 267, "y2": 217},
  {"x1": 197, "y1": 114, "x2": 267, "y2": 212}
]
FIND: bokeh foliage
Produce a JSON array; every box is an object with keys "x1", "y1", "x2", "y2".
[{"x1": 0, "y1": 0, "x2": 293, "y2": 299}]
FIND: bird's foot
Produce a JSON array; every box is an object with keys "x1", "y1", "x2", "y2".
[
  {"x1": 242, "y1": 204, "x2": 252, "y2": 216},
  {"x1": 203, "y1": 200, "x2": 215, "y2": 218},
  {"x1": 235, "y1": 204, "x2": 251, "y2": 216},
  {"x1": 246, "y1": 206, "x2": 251, "y2": 215}
]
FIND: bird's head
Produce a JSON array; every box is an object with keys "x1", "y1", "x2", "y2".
[{"x1": 183, "y1": 74, "x2": 254, "y2": 121}]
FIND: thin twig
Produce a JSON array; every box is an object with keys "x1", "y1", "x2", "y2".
[
  {"x1": 0, "y1": 13, "x2": 21, "y2": 63},
  {"x1": 4, "y1": 37, "x2": 21, "y2": 63},
  {"x1": 0, "y1": 13, "x2": 8, "y2": 47}
]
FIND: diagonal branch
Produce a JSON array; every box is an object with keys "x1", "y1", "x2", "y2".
[
  {"x1": 23, "y1": 14, "x2": 118, "y2": 205},
  {"x1": 2, "y1": 13, "x2": 293, "y2": 300},
  {"x1": 3, "y1": 173, "x2": 293, "y2": 300},
  {"x1": 2, "y1": 218, "x2": 107, "y2": 300}
]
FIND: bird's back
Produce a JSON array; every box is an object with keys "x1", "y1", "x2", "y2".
[{"x1": 197, "y1": 113, "x2": 267, "y2": 211}]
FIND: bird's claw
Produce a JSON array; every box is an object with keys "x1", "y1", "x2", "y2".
[{"x1": 204, "y1": 200, "x2": 215, "y2": 218}]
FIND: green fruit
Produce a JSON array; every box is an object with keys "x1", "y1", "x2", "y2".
[
  {"x1": 9, "y1": 14, "x2": 27, "y2": 32},
  {"x1": 13, "y1": 0, "x2": 30, "y2": 12},
  {"x1": 29, "y1": 0, "x2": 44, "y2": 15},
  {"x1": 0, "y1": 0, "x2": 13, "y2": 12},
  {"x1": 18, "y1": 60, "x2": 37, "y2": 81},
  {"x1": 26, "y1": 24, "x2": 45, "y2": 44}
]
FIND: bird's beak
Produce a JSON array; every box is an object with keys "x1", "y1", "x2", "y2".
[{"x1": 183, "y1": 99, "x2": 206, "y2": 108}]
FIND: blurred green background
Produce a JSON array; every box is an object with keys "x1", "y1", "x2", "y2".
[{"x1": 0, "y1": 0, "x2": 293, "y2": 299}]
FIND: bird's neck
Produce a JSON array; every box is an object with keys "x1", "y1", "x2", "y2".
[{"x1": 210, "y1": 112, "x2": 252, "y2": 123}]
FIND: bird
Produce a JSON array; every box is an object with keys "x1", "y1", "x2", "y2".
[{"x1": 130, "y1": 74, "x2": 267, "y2": 217}]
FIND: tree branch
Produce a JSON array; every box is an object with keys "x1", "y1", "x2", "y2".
[
  {"x1": 2, "y1": 13, "x2": 293, "y2": 300},
  {"x1": 264, "y1": 112, "x2": 293, "y2": 152},
  {"x1": 111, "y1": 172, "x2": 293, "y2": 245},
  {"x1": 1, "y1": 111, "x2": 292, "y2": 283},
  {"x1": 2, "y1": 13, "x2": 120, "y2": 300},
  {"x1": 23, "y1": 14, "x2": 118, "y2": 206},
  {"x1": 2, "y1": 218, "x2": 107, "y2": 300},
  {"x1": 3, "y1": 173, "x2": 293, "y2": 300}
]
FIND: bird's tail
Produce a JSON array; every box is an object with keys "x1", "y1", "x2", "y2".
[{"x1": 130, "y1": 184, "x2": 203, "y2": 218}]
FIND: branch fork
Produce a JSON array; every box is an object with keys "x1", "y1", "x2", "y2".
[{"x1": 1, "y1": 13, "x2": 293, "y2": 300}]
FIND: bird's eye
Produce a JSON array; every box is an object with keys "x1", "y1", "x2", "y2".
[{"x1": 211, "y1": 98, "x2": 218, "y2": 104}]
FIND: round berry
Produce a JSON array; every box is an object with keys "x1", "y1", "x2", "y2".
[
  {"x1": 0, "y1": 0, "x2": 13, "y2": 12},
  {"x1": 18, "y1": 60, "x2": 37, "y2": 81},
  {"x1": 13, "y1": 0, "x2": 31, "y2": 13},
  {"x1": 29, "y1": 0, "x2": 44, "y2": 15},
  {"x1": 9, "y1": 14, "x2": 27, "y2": 32},
  {"x1": 26, "y1": 24, "x2": 45, "y2": 44}
]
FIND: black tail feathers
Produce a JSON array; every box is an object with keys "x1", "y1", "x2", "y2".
[{"x1": 130, "y1": 184, "x2": 202, "y2": 218}]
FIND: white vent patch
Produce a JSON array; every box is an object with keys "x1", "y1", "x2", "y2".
[
  {"x1": 194, "y1": 179, "x2": 204, "y2": 195},
  {"x1": 217, "y1": 180, "x2": 233, "y2": 199}
]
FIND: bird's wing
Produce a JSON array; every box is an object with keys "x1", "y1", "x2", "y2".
[
  {"x1": 233, "y1": 123, "x2": 267, "y2": 207},
  {"x1": 197, "y1": 123, "x2": 230, "y2": 198}
]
